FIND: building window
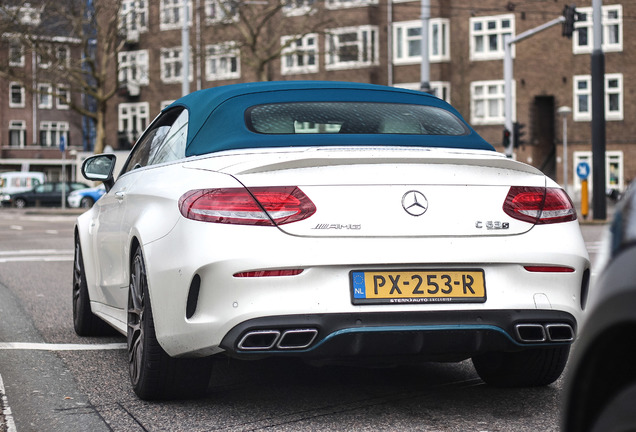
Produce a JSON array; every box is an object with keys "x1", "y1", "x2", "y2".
[
  {"x1": 119, "y1": 50, "x2": 150, "y2": 86},
  {"x1": 573, "y1": 74, "x2": 623, "y2": 122},
  {"x1": 573, "y1": 5, "x2": 622, "y2": 54},
  {"x1": 37, "y1": 44, "x2": 53, "y2": 69},
  {"x1": 326, "y1": 0, "x2": 378, "y2": 9},
  {"x1": 118, "y1": 102, "x2": 149, "y2": 147},
  {"x1": 326, "y1": 26, "x2": 379, "y2": 70},
  {"x1": 9, "y1": 83, "x2": 25, "y2": 108},
  {"x1": 39, "y1": 121, "x2": 69, "y2": 147},
  {"x1": 56, "y1": 46, "x2": 70, "y2": 68},
  {"x1": 393, "y1": 82, "x2": 451, "y2": 103},
  {"x1": 120, "y1": 0, "x2": 148, "y2": 34},
  {"x1": 57, "y1": 86, "x2": 70, "y2": 109},
  {"x1": 470, "y1": 14, "x2": 514, "y2": 61},
  {"x1": 161, "y1": 47, "x2": 192, "y2": 83},
  {"x1": 281, "y1": 34, "x2": 318, "y2": 75},
  {"x1": 283, "y1": 0, "x2": 316, "y2": 16},
  {"x1": 9, "y1": 120, "x2": 26, "y2": 147},
  {"x1": 471, "y1": 80, "x2": 510, "y2": 125},
  {"x1": 393, "y1": 19, "x2": 450, "y2": 65},
  {"x1": 160, "y1": 0, "x2": 191, "y2": 30},
  {"x1": 205, "y1": 0, "x2": 238, "y2": 23},
  {"x1": 9, "y1": 41, "x2": 24, "y2": 67},
  {"x1": 37, "y1": 83, "x2": 53, "y2": 109},
  {"x1": 205, "y1": 42, "x2": 240, "y2": 81}
]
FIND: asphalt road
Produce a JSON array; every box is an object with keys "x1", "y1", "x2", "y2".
[{"x1": 0, "y1": 208, "x2": 608, "y2": 432}]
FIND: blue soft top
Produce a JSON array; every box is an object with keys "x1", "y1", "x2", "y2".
[{"x1": 164, "y1": 81, "x2": 495, "y2": 156}]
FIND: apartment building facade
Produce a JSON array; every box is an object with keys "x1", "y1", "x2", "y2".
[{"x1": 1, "y1": 0, "x2": 632, "y2": 195}]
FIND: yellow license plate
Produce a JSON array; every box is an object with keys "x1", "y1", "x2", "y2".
[{"x1": 351, "y1": 269, "x2": 486, "y2": 305}]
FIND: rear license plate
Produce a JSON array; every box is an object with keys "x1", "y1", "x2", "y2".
[{"x1": 351, "y1": 269, "x2": 486, "y2": 305}]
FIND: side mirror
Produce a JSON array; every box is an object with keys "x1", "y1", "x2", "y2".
[{"x1": 81, "y1": 154, "x2": 116, "y2": 192}]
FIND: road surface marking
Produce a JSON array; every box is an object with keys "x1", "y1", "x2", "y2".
[
  {"x1": 0, "y1": 374, "x2": 17, "y2": 432},
  {"x1": 0, "y1": 343, "x2": 126, "y2": 351}
]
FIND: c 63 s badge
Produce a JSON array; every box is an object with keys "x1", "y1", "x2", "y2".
[{"x1": 475, "y1": 221, "x2": 510, "y2": 230}]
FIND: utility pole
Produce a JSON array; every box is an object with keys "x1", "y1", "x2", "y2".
[
  {"x1": 419, "y1": 0, "x2": 430, "y2": 93},
  {"x1": 182, "y1": 0, "x2": 190, "y2": 97},
  {"x1": 591, "y1": 0, "x2": 606, "y2": 220}
]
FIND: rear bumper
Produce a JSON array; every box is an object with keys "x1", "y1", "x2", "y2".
[{"x1": 220, "y1": 309, "x2": 576, "y2": 361}]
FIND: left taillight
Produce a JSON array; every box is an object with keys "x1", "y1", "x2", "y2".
[
  {"x1": 178, "y1": 186, "x2": 316, "y2": 225},
  {"x1": 503, "y1": 186, "x2": 577, "y2": 224}
]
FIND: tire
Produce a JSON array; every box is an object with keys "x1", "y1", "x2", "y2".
[
  {"x1": 72, "y1": 236, "x2": 115, "y2": 336},
  {"x1": 472, "y1": 346, "x2": 570, "y2": 387},
  {"x1": 80, "y1": 197, "x2": 94, "y2": 208},
  {"x1": 14, "y1": 198, "x2": 26, "y2": 209},
  {"x1": 590, "y1": 383, "x2": 636, "y2": 432},
  {"x1": 127, "y1": 247, "x2": 213, "y2": 400}
]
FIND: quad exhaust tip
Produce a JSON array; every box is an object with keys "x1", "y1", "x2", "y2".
[
  {"x1": 238, "y1": 329, "x2": 319, "y2": 351},
  {"x1": 515, "y1": 323, "x2": 574, "y2": 343}
]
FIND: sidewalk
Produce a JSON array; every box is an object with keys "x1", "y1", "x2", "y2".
[{"x1": 575, "y1": 197, "x2": 617, "y2": 226}]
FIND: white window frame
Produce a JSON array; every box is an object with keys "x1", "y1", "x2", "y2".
[
  {"x1": 118, "y1": 102, "x2": 150, "y2": 145},
  {"x1": 393, "y1": 82, "x2": 451, "y2": 103},
  {"x1": 37, "y1": 44, "x2": 52, "y2": 69},
  {"x1": 281, "y1": 34, "x2": 319, "y2": 75},
  {"x1": 118, "y1": 50, "x2": 150, "y2": 86},
  {"x1": 204, "y1": 0, "x2": 239, "y2": 24},
  {"x1": 37, "y1": 83, "x2": 53, "y2": 109},
  {"x1": 573, "y1": 5, "x2": 622, "y2": 54},
  {"x1": 120, "y1": 0, "x2": 148, "y2": 34},
  {"x1": 9, "y1": 120, "x2": 26, "y2": 147},
  {"x1": 393, "y1": 19, "x2": 450, "y2": 65},
  {"x1": 573, "y1": 151, "x2": 624, "y2": 194},
  {"x1": 470, "y1": 80, "x2": 512, "y2": 125},
  {"x1": 9, "y1": 82, "x2": 25, "y2": 108},
  {"x1": 573, "y1": 73, "x2": 623, "y2": 122},
  {"x1": 160, "y1": 47, "x2": 192, "y2": 83},
  {"x1": 160, "y1": 0, "x2": 192, "y2": 30},
  {"x1": 283, "y1": 0, "x2": 316, "y2": 17},
  {"x1": 469, "y1": 14, "x2": 514, "y2": 61},
  {"x1": 205, "y1": 42, "x2": 241, "y2": 81},
  {"x1": 55, "y1": 45, "x2": 70, "y2": 68},
  {"x1": 9, "y1": 40, "x2": 24, "y2": 67},
  {"x1": 57, "y1": 85, "x2": 70, "y2": 109},
  {"x1": 39, "y1": 121, "x2": 69, "y2": 147},
  {"x1": 326, "y1": 25, "x2": 379, "y2": 70},
  {"x1": 326, "y1": 0, "x2": 378, "y2": 9}
]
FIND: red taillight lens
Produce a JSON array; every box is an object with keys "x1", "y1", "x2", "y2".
[
  {"x1": 179, "y1": 186, "x2": 316, "y2": 225},
  {"x1": 524, "y1": 266, "x2": 575, "y2": 273},
  {"x1": 503, "y1": 186, "x2": 577, "y2": 224}
]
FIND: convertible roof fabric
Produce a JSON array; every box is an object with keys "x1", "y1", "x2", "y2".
[{"x1": 164, "y1": 81, "x2": 496, "y2": 156}]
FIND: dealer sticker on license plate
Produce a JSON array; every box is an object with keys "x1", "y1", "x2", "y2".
[{"x1": 351, "y1": 269, "x2": 486, "y2": 305}]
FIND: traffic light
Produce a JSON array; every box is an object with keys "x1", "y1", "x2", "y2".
[
  {"x1": 562, "y1": 4, "x2": 577, "y2": 38},
  {"x1": 513, "y1": 122, "x2": 526, "y2": 148},
  {"x1": 503, "y1": 127, "x2": 511, "y2": 149}
]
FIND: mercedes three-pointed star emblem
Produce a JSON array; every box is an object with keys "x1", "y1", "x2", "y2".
[{"x1": 402, "y1": 190, "x2": 428, "y2": 216}]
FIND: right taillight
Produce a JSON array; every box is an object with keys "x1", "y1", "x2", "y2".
[{"x1": 503, "y1": 186, "x2": 577, "y2": 224}]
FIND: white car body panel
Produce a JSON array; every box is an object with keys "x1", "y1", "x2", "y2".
[{"x1": 76, "y1": 147, "x2": 589, "y2": 357}]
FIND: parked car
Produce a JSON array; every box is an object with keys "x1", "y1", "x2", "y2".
[
  {"x1": 562, "y1": 182, "x2": 636, "y2": 432},
  {"x1": 67, "y1": 184, "x2": 105, "y2": 208},
  {"x1": 10, "y1": 181, "x2": 89, "y2": 208},
  {"x1": 73, "y1": 81, "x2": 589, "y2": 400},
  {"x1": 0, "y1": 171, "x2": 46, "y2": 206}
]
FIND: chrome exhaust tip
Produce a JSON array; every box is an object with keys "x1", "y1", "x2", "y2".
[
  {"x1": 237, "y1": 330, "x2": 280, "y2": 350},
  {"x1": 277, "y1": 329, "x2": 318, "y2": 349},
  {"x1": 546, "y1": 323, "x2": 575, "y2": 342},
  {"x1": 515, "y1": 324, "x2": 547, "y2": 343}
]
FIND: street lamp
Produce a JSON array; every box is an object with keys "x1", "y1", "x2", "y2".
[{"x1": 558, "y1": 106, "x2": 572, "y2": 196}]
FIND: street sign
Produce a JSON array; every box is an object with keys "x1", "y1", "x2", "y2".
[
  {"x1": 577, "y1": 161, "x2": 590, "y2": 180},
  {"x1": 59, "y1": 135, "x2": 66, "y2": 153}
]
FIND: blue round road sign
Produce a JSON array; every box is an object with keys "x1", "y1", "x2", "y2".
[{"x1": 576, "y1": 161, "x2": 590, "y2": 180}]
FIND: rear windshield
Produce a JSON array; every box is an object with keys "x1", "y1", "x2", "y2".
[{"x1": 246, "y1": 102, "x2": 469, "y2": 136}]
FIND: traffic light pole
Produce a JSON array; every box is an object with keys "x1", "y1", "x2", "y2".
[
  {"x1": 591, "y1": 0, "x2": 607, "y2": 220},
  {"x1": 503, "y1": 16, "x2": 566, "y2": 158}
]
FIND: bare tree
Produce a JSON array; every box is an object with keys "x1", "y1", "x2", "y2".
[
  {"x1": 206, "y1": 0, "x2": 335, "y2": 81},
  {"x1": 0, "y1": 0, "x2": 123, "y2": 154}
]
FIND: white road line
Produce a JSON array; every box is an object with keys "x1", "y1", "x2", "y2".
[
  {"x1": 0, "y1": 250, "x2": 74, "y2": 263},
  {"x1": 0, "y1": 343, "x2": 126, "y2": 351},
  {"x1": 0, "y1": 374, "x2": 17, "y2": 432}
]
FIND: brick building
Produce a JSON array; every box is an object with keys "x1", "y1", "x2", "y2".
[{"x1": 2, "y1": 0, "x2": 633, "y2": 196}]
